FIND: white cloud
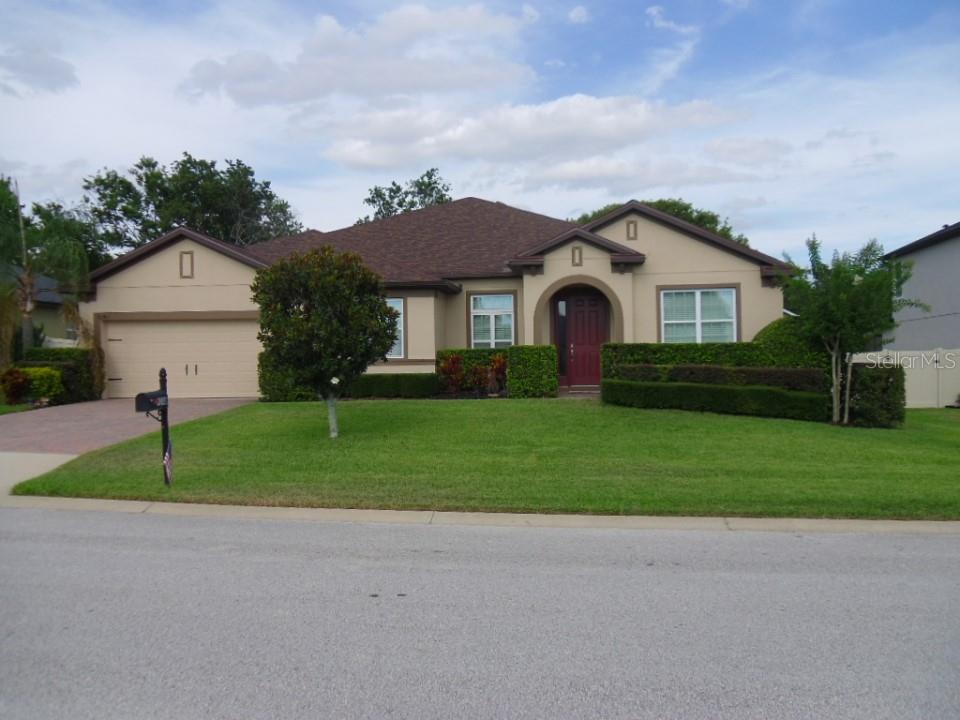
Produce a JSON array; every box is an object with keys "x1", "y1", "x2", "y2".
[
  {"x1": 0, "y1": 1, "x2": 957, "y2": 260},
  {"x1": 319, "y1": 95, "x2": 731, "y2": 168},
  {"x1": 0, "y1": 46, "x2": 78, "y2": 95},
  {"x1": 640, "y1": 6, "x2": 701, "y2": 94},
  {"x1": 645, "y1": 6, "x2": 698, "y2": 35},
  {"x1": 567, "y1": 6, "x2": 591, "y2": 24},
  {"x1": 705, "y1": 137, "x2": 793, "y2": 166},
  {"x1": 183, "y1": 5, "x2": 533, "y2": 106},
  {"x1": 521, "y1": 4, "x2": 540, "y2": 23}
]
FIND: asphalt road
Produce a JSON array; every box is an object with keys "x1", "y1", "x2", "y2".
[{"x1": 1, "y1": 508, "x2": 958, "y2": 720}]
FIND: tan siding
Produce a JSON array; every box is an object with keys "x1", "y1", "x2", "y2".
[
  {"x1": 590, "y1": 213, "x2": 783, "y2": 341},
  {"x1": 441, "y1": 278, "x2": 523, "y2": 348}
]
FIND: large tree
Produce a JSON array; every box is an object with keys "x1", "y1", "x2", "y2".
[
  {"x1": 783, "y1": 236, "x2": 923, "y2": 424},
  {"x1": 0, "y1": 177, "x2": 89, "y2": 353},
  {"x1": 357, "y1": 168, "x2": 452, "y2": 223},
  {"x1": 83, "y1": 153, "x2": 303, "y2": 250},
  {"x1": 251, "y1": 247, "x2": 398, "y2": 438},
  {"x1": 574, "y1": 198, "x2": 750, "y2": 245}
]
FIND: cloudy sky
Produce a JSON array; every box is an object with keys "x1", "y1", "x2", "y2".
[{"x1": 1, "y1": 0, "x2": 958, "y2": 260}]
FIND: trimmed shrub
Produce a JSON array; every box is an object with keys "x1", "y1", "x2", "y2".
[
  {"x1": 398, "y1": 373, "x2": 439, "y2": 398},
  {"x1": 23, "y1": 347, "x2": 103, "y2": 401},
  {"x1": 16, "y1": 361, "x2": 72, "y2": 404},
  {"x1": 506, "y1": 345, "x2": 558, "y2": 398},
  {"x1": 1, "y1": 367, "x2": 31, "y2": 404},
  {"x1": 615, "y1": 363, "x2": 827, "y2": 392},
  {"x1": 437, "y1": 353, "x2": 465, "y2": 394},
  {"x1": 618, "y1": 364, "x2": 667, "y2": 382},
  {"x1": 601, "y1": 379, "x2": 830, "y2": 423},
  {"x1": 665, "y1": 364, "x2": 828, "y2": 393},
  {"x1": 21, "y1": 366, "x2": 64, "y2": 402},
  {"x1": 258, "y1": 351, "x2": 316, "y2": 402},
  {"x1": 436, "y1": 348, "x2": 502, "y2": 372},
  {"x1": 849, "y1": 365, "x2": 906, "y2": 428},
  {"x1": 348, "y1": 373, "x2": 439, "y2": 398},
  {"x1": 753, "y1": 317, "x2": 830, "y2": 369},
  {"x1": 602, "y1": 342, "x2": 773, "y2": 378}
]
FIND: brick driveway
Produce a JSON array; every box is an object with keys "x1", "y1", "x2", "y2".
[{"x1": 0, "y1": 398, "x2": 254, "y2": 455}]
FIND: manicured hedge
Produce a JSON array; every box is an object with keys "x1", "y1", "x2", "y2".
[
  {"x1": 850, "y1": 365, "x2": 906, "y2": 428},
  {"x1": 603, "y1": 318, "x2": 830, "y2": 378},
  {"x1": 753, "y1": 317, "x2": 830, "y2": 369},
  {"x1": 22, "y1": 347, "x2": 103, "y2": 402},
  {"x1": 436, "y1": 348, "x2": 502, "y2": 374},
  {"x1": 506, "y1": 345, "x2": 558, "y2": 398},
  {"x1": 347, "y1": 373, "x2": 439, "y2": 398},
  {"x1": 20, "y1": 366, "x2": 64, "y2": 401},
  {"x1": 618, "y1": 364, "x2": 668, "y2": 383},
  {"x1": 257, "y1": 351, "x2": 316, "y2": 402},
  {"x1": 668, "y1": 364, "x2": 828, "y2": 393},
  {"x1": 616, "y1": 363, "x2": 827, "y2": 392},
  {"x1": 601, "y1": 379, "x2": 831, "y2": 422},
  {"x1": 602, "y1": 342, "x2": 773, "y2": 377}
]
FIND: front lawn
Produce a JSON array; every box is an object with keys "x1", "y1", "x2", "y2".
[
  {"x1": 13, "y1": 401, "x2": 960, "y2": 519},
  {"x1": 0, "y1": 403, "x2": 31, "y2": 416}
]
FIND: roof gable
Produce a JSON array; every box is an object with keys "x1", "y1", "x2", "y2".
[
  {"x1": 582, "y1": 200, "x2": 789, "y2": 272},
  {"x1": 89, "y1": 227, "x2": 266, "y2": 284},
  {"x1": 507, "y1": 228, "x2": 645, "y2": 272}
]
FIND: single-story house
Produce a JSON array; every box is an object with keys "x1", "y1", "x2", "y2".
[{"x1": 80, "y1": 198, "x2": 789, "y2": 398}]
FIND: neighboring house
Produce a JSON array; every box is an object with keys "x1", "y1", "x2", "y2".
[
  {"x1": 885, "y1": 221, "x2": 960, "y2": 350},
  {"x1": 877, "y1": 221, "x2": 960, "y2": 409},
  {"x1": 80, "y1": 198, "x2": 788, "y2": 398}
]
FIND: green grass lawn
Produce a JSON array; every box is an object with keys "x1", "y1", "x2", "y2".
[
  {"x1": 13, "y1": 400, "x2": 960, "y2": 519},
  {"x1": 0, "y1": 403, "x2": 31, "y2": 416}
]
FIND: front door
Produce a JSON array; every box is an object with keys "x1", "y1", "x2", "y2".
[{"x1": 556, "y1": 290, "x2": 609, "y2": 386}]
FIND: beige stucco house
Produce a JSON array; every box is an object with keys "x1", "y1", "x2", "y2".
[{"x1": 81, "y1": 198, "x2": 788, "y2": 398}]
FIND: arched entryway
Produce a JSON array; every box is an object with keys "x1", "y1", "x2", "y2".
[{"x1": 551, "y1": 286, "x2": 611, "y2": 386}]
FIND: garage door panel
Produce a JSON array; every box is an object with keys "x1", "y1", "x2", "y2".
[{"x1": 104, "y1": 319, "x2": 260, "y2": 398}]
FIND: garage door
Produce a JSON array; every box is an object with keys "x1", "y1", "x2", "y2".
[{"x1": 103, "y1": 318, "x2": 260, "y2": 398}]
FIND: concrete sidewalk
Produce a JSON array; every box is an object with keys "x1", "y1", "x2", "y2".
[
  {"x1": 2, "y1": 492, "x2": 959, "y2": 535},
  {"x1": 0, "y1": 452, "x2": 78, "y2": 494}
]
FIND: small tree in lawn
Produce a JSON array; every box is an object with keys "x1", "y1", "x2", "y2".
[
  {"x1": 783, "y1": 236, "x2": 923, "y2": 424},
  {"x1": 251, "y1": 248, "x2": 398, "y2": 438}
]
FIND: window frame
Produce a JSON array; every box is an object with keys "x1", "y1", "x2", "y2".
[
  {"x1": 468, "y1": 292, "x2": 516, "y2": 349},
  {"x1": 659, "y1": 286, "x2": 738, "y2": 344},
  {"x1": 385, "y1": 297, "x2": 405, "y2": 359}
]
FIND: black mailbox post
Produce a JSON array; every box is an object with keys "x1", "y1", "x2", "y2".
[{"x1": 135, "y1": 368, "x2": 172, "y2": 486}]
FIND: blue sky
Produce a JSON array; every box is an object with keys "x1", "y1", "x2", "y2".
[{"x1": 1, "y1": 0, "x2": 958, "y2": 260}]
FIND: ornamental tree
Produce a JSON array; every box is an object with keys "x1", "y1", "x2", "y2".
[
  {"x1": 251, "y1": 247, "x2": 398, "y2": 438},
  {"x1": 782, "y1": 236, "x2": 924, "y2": 424}
]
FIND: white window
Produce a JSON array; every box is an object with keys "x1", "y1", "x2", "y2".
[
  {"x1": 386, "y1": 298, "x2": 404, "y2": 358},
  {"x1": 471, "y1": 294, "x2": 514, "y2": 349},
  {"x1": 661, "y1": 288, "x2": 737, "y2": 343}
]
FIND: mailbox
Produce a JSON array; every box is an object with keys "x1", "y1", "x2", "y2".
[
  {"x1": 136, "y1": 368, "x2": 173, "y2": 486},
  {"x1": 135, "y1": 389, "x2": 168, "y2": 413}
]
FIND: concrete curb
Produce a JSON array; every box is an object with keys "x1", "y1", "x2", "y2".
[{"x1": 2, "y1": 494, "x2": 959, "y2": 535}]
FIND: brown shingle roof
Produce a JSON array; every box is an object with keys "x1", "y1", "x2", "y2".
[{"x1": 245, "y1": 197, "x2": 575, "y2": 283}]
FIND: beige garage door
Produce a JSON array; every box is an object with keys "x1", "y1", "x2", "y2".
[{"x1": 103, "y1": 318, "x2": 260, "y2": 398}]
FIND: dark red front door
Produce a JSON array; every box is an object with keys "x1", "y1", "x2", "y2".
[{"x1": 557, "y1": 291, "x2": 609, "y2": 386}]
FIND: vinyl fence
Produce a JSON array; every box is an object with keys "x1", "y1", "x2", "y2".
[{"x1": 853, "y1": 348, "x2": 960, "y2": 408}]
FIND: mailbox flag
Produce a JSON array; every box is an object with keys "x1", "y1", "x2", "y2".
[{"x1": 163, "y1": 439, "x2": 173, "y2": 485}]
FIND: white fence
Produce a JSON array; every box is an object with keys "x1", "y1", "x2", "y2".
[{"x1": 853, "y1": 348, "x2": 960, "y2": 408}]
